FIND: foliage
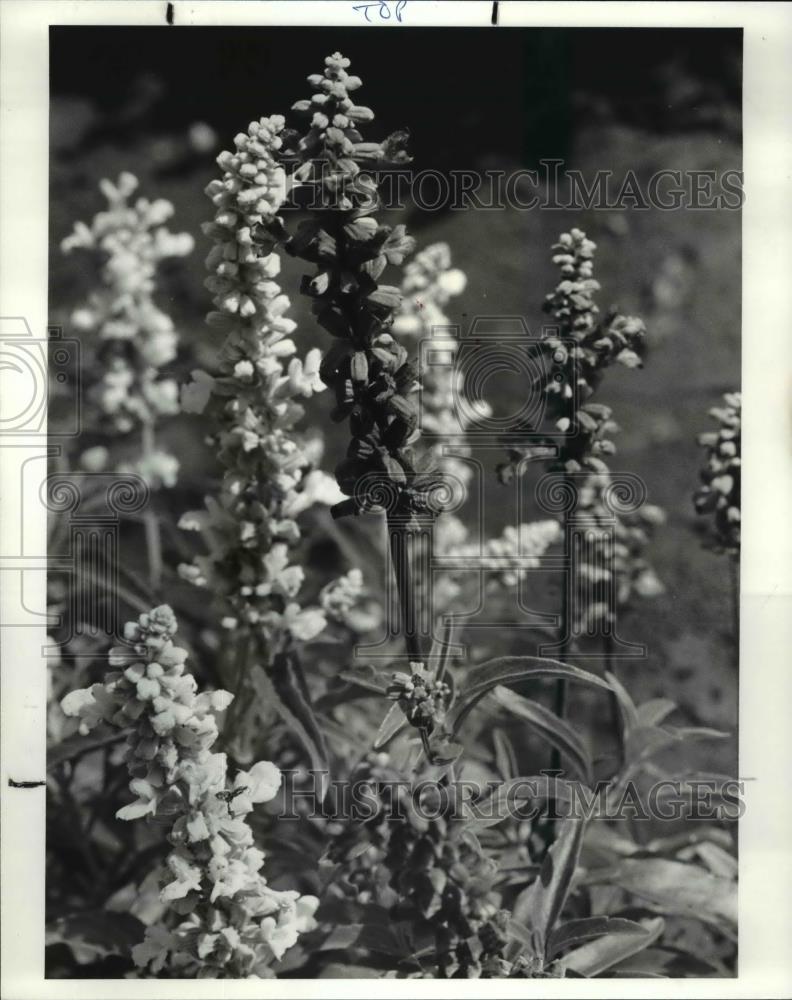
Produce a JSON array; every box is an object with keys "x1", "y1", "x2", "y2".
[{"x1": 46, "y1": 49, "x2": 738, "y2": 981}]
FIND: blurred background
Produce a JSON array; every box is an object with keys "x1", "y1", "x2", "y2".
[{"x1": 49, "y1": 26, "x2": 741, "y2": 776}]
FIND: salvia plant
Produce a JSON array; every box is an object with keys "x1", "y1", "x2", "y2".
[
  {"x1": 62, "y1": 172, "x2": 194, "y2": 492},
  {"x1": 693, "y1": 390, "x2": 741, "y2": 655},
  {"x1": 178, "y1": 115, "x2": 344, "y2": 760},
  {"x1": 694, "y1": 391, "x2": 741, "y2": 556},
  {"x1": 61, "y1": 173, "x2": 194, "y2": 590},
  {"x1": 496, "y1": 228, "x2": 665, "y2": 740},
  {"x1": 48, "y1": 50, "x2": 737, "y2": 981},
  {"x1": 61, "y1": 606, "x2": 318, "y2": 977},
  {"x1": 392, "y1": 241, "x2": 487, "y2": 486}
]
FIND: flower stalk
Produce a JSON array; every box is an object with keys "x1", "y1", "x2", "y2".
[
  {"x1": 499, "y1": 229, "x2": 650, "y2": 770},
  {"x1": 61, "y1": 605, "x2": 318, "y2": 978},
  {"x1": 179, "y1": 115, "x2": 341, "y2": 756},
  {"x1": 280, "y1": 52, "x2": 441, "y2": 664}
]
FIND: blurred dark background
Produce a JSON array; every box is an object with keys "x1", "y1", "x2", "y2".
[{"x1": 49, "y1": 27, "x2": 741, "y2": 771}]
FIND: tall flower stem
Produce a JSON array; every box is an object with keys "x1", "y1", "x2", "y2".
[
  {"x1": 603, "y1": 630, "x2": 625, "y2": 770},
  {"x1": 387, "y1": 516, "x2": 423, "y2": 662},
  {"x1": 141, "y1": 421, "x2": 163, "y2": 592},
  {"x1": 550, "y1": 424, "x2": 575, "y2": 773},
  {"x1": 551, "y1": 515, "x2": 571, "y2": 773}
]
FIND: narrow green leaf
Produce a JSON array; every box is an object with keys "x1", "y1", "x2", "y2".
[
  {"x1": 373, "y1": 702, "x2": 406, "y2": 750},
  {"x1": 451, "y1": 656, "x2": 610, "y2": 736},
  {"x1": 612, "y1": 944, "x2": 727, "y2": 977},
  {"x1": 585, "y1": 858, "x2": 737, "y2": 927},
  {"x1": 491, "y1": 685, "x2": 593, "y2": 784},
  {"x1": 46, "y1": 910, "x2": 145, "y2": 964},
  {"x1": 604, "y1": 670, "x2": 639, "y2": 734},
  {"x1": 460, "y1": 774, "x2": 577, "y2": 834},
  {"x1": 558, "y1": 916, "x2": 664, "y2": 977},
  {"x1": 636, "y1": 697, "x2": 677, "y2": 727},
  {"x1": 548, "y1": 916, "x2": 651, "y2": 960},
  {"x1": 47, "y1": 728, "x2": 130, "y2": 771},
  {"x1": 492, "y1": 727, "x2": 518, "y2": 781},
  {"x1": 428, "y1": 617, "x2": 458, "y2": 682},
  {"x1": 269, "y1": 651, "x2": 330, "y2": 795},
  {"x1": 512, "y1": 817, "x2": 586, "y2": 951},
  {"x1": 339, "y1": 663, "x2": 389, "y2": 695}
]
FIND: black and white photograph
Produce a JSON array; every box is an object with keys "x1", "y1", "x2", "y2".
[{"x1": 0, "y1": 2, "x2": 790, "y2": 996}]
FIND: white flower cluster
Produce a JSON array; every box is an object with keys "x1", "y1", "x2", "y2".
[
  {"x1": 573, "y1": 474, "x2": 666, "y2": 629},
  {"x1": 392, "y1": 243, "x2": 492, "y2": 485},
  {"x1": 694, "y1": 391, "x2": 741, "y2": 554},
  {"x1": 61, "y1": 173, "x2": 193, "y2": 487},
  {"x1": 60, "y1": 605, "x2": 318, "y2": 978},
  {"x1": 391, "y1": 243, "x2": 561, "y2": 612},
  {"x1": 433, "y1": 515, "x2": 563, "y2": 610},
  {"x1": 179, "y1": 116, "x2": 343, "y2": 642},
  {"x1": 320, "y1": 567, "x2": 382, "y2": 635}
]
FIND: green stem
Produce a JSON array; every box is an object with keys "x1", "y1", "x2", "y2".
[
  {"x1": 604, "y1": 630, "x2": 624, "y2": 771},
  {"x1": 141, "y1": 422, "x2": 163, "y2": 593},
  {"x1": 388, "y1": 515, "x2": 423, "y2": 662},
  {"x1": 551, "y1": 481, "x2": 573, "y2": 773}
]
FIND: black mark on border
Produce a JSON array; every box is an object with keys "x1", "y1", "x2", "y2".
[
  {"x1": 166, "y1": 2, "x2": 174, "y2": 25},
  {"x1": 491, "y1": 1, "x2": 499, "y2": 25},
  {"x1": 8, "y1": 778, "x2": 45, "y2": 789}
]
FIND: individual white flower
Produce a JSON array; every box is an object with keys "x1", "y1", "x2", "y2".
[
  {"x1": 437, "y1": 267, "x2": 467, "y2": 297},
  {"x1": 231, "y1": 760, "x2": 281, "y2": 812},
  {"x1": 286, "y1": 348, "x2": 324, "y2": 397},
  {"x1": 119, "y1": 449, "x2": 179, "y2": 489},
  {"x1": 78, "y1": 445, "x2": 109, "y2": 472},
  {"x1": 278, "y1": 603, "x2": 327, "y2": 642}
]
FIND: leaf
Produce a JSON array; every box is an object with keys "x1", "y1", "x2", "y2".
[
  {"x1": 622, "y1": 723, "x2": 729, "y2": 778},
  {"x1": 339, "y1": 663, "x2": 389, "y2": 695},
  {"x1": 636, "y1": 697, "x2": 677, "y2": 727},
  {"x1": 586, "y1": 859, "x2": 737, "y2": 927},
  {"x1": 688, "y1": 841, "x2": 738, "y2": 880},
  {"x1": 548, "y1": 916, "x2": 651, "y2": 959},
  {"x1": 604, "y1": 670, "x2": 639, "y2": 734},
  {"x1": 319, "y1": 923, "x2": 365, "y2": 951},
  {"x1": 512, "y1": 817, "x2": 586, "y2": 951},
  {"x1": 382, "y1": 453, "x2": 406, "y2": 484},
  {"x1": 319, "y1": 963, "x2": 384, "y2": 978},
  {"x1": 428, "y1": 617, "x2": 458, "y2": 680},
  {"x1": 461, "y1": 774, "x2": 579, "y2": 834},
  {"x1": 46, "y1": 910, "x2": 145, "y2": 964},
  {"x1": 373, "y1": 702, "x2": 406, "y2": 750},
  {"x1": 450, "y1": 656, "x2": 611, "y2": 736},
  {"x1": 611, "y1": 944, "x2": 727, "y2": 977},
  {"x1": 491, "y1": 685, "x2": 593, "y2": 784},
  {"x1": 557, "y1": 916, "x2": 664, "y2": 977},
  {"x1": 492, "y1": 727, "x2": 518, "y2": 781},
  {"x1": 47, "y1": 728, "x2": 130, "y2": 771},
  {"x1": 425, "y1": 732, "x2": 463, "y2": 765},
  {"x1": 269, "y1": 651, "x2": 330, "y2": 795}
]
